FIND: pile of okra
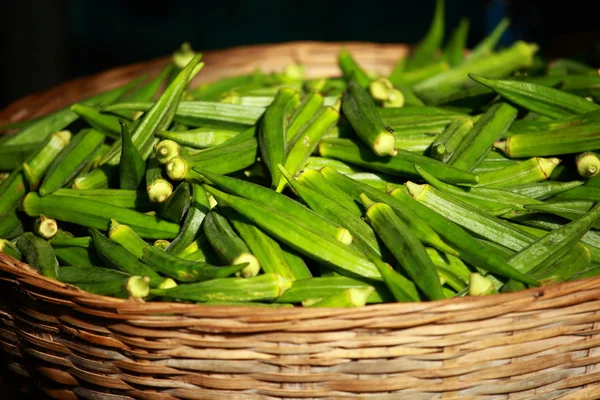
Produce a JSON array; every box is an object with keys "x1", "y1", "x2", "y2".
[{"x1": 1, "y1": 1, "x2": 600, "y2": 307}]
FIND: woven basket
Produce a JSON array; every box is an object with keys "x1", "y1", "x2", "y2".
[{"x1": 2, "y1": 41, "x2": 600, "y2": 400}]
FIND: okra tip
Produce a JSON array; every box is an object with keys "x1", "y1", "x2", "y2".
[
  {"x1": 405, "y1": 181, "x2": 425, "y2": 198},
  {"x1": 126, "y1": 276, "x2": 150, "y2": 299},
  {"x1": 147, "y1": 179, "x2": 173, "y2": 203},
  {"x1": 537, "y1": 157, "x2": 561, "y2": 178},
  {"x1": 156, "y1": 140, "x2": 181, "y2": 164},
  {"x1": 468, "y1": 273, "x2": 497, "y2": 296},
  {"x1": 275, "y1": 274, "x2": 293, "y2": 297},
  {"x1": 158, "y1": 278, "x2": 178, "y2": 290},
  {"x1": 358, "y1": 193, "x2": 376, "y2": 209},
  {"x1": 234, "y1": 253, "x2": 261, "y2": 278},
  {"x1": 373, "y1": 133, "x2": 397, "y2": 157},
  {"x1": 492, "y1": 139, "x2": 509, "y2": 156}
]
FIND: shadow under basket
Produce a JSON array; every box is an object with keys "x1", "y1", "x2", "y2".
[{"x1": 2, "y1": 42, "x2": 600, "y2": 400}]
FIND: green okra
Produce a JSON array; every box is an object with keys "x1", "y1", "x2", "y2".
[
  {"x1": 50, "y1": 231, "x2": 99, "y2": 267},
  {"x1": 224, "y1": 209, "x2": 299, "y2": 281},
  {"x1": 307, "y1": 287, "x2": 374, "y2": 307},
  {"x1": 0, "y1": 239, "x2": 22, "y2": 260},
  {"x1": 342, "y1": 79, "x2": 396, "y2": 157},
  {"x1": 279, "y1": 165, "x2": 382, "y2": 257},
  {"x1": 468, "y1": 273, "x2": 498, "y2": 296},
  {"x1": 298, "y1": 169, "x2": 363, "y2": 218},
  {"x1": 203, "y1": 210, "x2": 261, "y2": 278},
  {"x1": 154, "y1": 139, "x2": 187, "y2": 164},
  {"x1": 59, "y1": 266, "x2": 150, "y2": 299},
  {"x1": 494, "y1": 122, "x2": 600, "y2": 158},
  {"x1": 448, "y1": 103, "x2": 518, "y2": 171},
  {"x1": 146, "y1": 153, "x2": 173, "y2": 203},
  {"x1": 280, "y1": 244, "x2": 313, "y2": 280},
  {"x1": 276, "y1": 276, "x2": 392, "y2": 304},
  {"x1": 71, "y1": 104, "x2": 123, "y2": 138},
  {"x1": 363, "y1": 199, "x2": 444, "y2": 301},
  {"x1": 406, "y1": 182, "x2": 537, "y2": 252},
  {"x1": 153, "y1": 240, "x2": 171, "y2": 250},
  {"x1": 119, "y1": 120, "x2": 146, "y2": 190},
  {"x1": 72, "y1": 165, "x2": 115, "y2": 190},
  {"x1": 0, "y1": 169, "x2": 27, "y2": 218},
  {"x1": 150, "y1": 273, "x2": 291, "y2": 302},
  {"x1": 524, "y1": 201, "x2": 600, "y2": 230},
  {"x1": 50, "y1": 233, "x2": 91, "y2": 248},
  {"x1": 89, "y1": 228, "x2": 164, "y2": 286},
  {"x1": 338, "y1": 48, "x2": 371, "y2": 88},
  {"x1": 5, "y1": 77, "x2": 141, "y2": 146},
  {"x1": 0, "y1": 142, "x2": 43, "y2": 170},
  {"x1": 141, "y1": 245, "x2": 245, "y2": 283},
  {"x1": 415, "y1": 165, "x2": 542, "y2": 212},
  {"x1": 22, "y1": 192, "x2": 180, "y2": 239},
  {"x1": 576, "y1": 152, "x2": 600, "y2": 178},
  {"x1": 464, "y1": 18, "x2": 510, "y2": 64},
  {"x1": 157, "y1": 127, "x2": 242, "y2": 149},
  {"x1": 203, "y1": 185, "x2": 381, "y2": 281},
  {"x1": 193, "y1": 167, "x2": 353, "y2": 245},
  {"x1": 476, "y1": 157, "x2": 560, "y2": 188},
  {"x1": 430, "y1": 116, "x2": 474, "y2": 162},
  {"x1": 0, "y1": 206, "x2": 25, "y2": 239},
  {"x1": 413, "y1": 41, "x2": 538, "y2": 102},
  {"x1": 258, "y1": 87, "x2": 299, "y2": 188},
  {"x1": 285, "y1": 93, "x2": 325, "y2": 144},
  {"x1": 405, "y1": 0, "x2": 445, "y2": 71},
  {"x1": 367, "y1": 257, "x2": 421, "y2": 302},
  {"x1": 101, "y1": 54, "x2": 204, "y2": 165},
  {"x1": 507, "y1": 116, "x2": 579, "y2": 135},
  {"x1": 51, "y1": 188, "x2": 153, "y2": 211},
  {"x1": 159, "y1": 182, "x2": 191, "y2": 224},
  {"x1": 167, "y1": 183, "x2": 210, "y2": 255},
  {"x1": 552, "y1": 185, "x2": 600, "y2": 202},
  {"x1": 426, "y1": 247, "x2": 471, "y2": 288},
  {"x1": 23, "y1": 130, "x2": 72, "y2": 190},
  {"x1": 470, "y1": 74, "x2": 600, "y2": 119},
  {"x1": 528, "y1": 243, "x2": 591, "y2": 285},
  {"x1": 444, "y1": 18, "x2": 470, "y2": 67},
  {"x1": 472, "y1": 150, "x2": 521, "y2": 174},
  {"x1": 108, "y1": 219, "x2": 148, "y2": 258},
  {"x1": 276, "y1": 105, "x2": 339, "y2": 192},
  {"x1": 318, "y1": 137, "x2": 479, "y2": 186},
  {"x1": 16, "y1": 232, "x2": 58, "y2": 279},
  {"x1": 39, "y1": 129, "x2": 105, "y2": 196},
  {"x1": 33, "y1": 215, "x2": 58, "y2": 239},
  {"x1": 320, "y1": 166, "x2": 457, "y2": 255},
  {"x1": 166, "y1": 137, "x2": 258, "y2": 180},
  {"x1": 506, "y1": 202, "x2": 600, "y2": 274},
  {"x1": 299, "y1": 156, "x2": 363, "y2": 175},
  {"x1": 191, "y1": 72, "x2": 263, "y2": 101},
  {"x1": 380, "y1": 113, "x2": 456, "y2": 134}
]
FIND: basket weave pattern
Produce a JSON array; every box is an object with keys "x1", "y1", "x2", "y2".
[{"x1": 2, "y1": 42, "x2": 600, "y2": 399}]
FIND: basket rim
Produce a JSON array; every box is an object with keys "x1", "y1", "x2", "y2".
[{"x1": 2, "y1": 250, "x2": 599, "y2": 316}]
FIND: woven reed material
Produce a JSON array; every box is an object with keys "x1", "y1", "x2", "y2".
[{"x1": 2, "y1": 41, "x2": 600, "y2": 399}]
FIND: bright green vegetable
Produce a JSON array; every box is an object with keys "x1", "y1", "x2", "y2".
[
  {"x1": 119, "y1": 121, "x2": 146, "y2": 190},
  {"x1": 17, "y1": 232, "x2": 58, "y2": 279}
]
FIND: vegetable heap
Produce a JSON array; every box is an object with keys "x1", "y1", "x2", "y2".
[{"x1": 2, "y1": 0, "x2": 600, "y2": 307}]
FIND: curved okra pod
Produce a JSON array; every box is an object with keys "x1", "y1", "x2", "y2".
[
  {"x1": 39, "y1": 129, "x2": 105, "y2": 196},
  {"x1": 89, "y1": 228, "x2": 164, "y2": 287},
  {"x1": 22, "y1": 192, "x2": 180, "y2": 239},
  {"x1": 338, "y1": 48, "x2": 371, "y2": 88},
  {"x1": 58, "y1": 266, "x2": 150, "y2": 298},
  {"x1": 470, "y1": 74, "x2": 599, "y2": 119},
  {"x1": 166, "y1": 183, "x2": 210, "y2": 255},
  {"x1": 447, "y1": 103, "x2": 518, "y2": 171},
  {"x1": 258, "y1": 87, "x2": 299, "y2": 188},
  {"x1": 203, "y1": 210, "x2": 261, "y2": 278},
  {"x1": 342, "y1": 79, "x2": 396, "y2": 157},
  {"x1": 192, "y1": 167, "x2": 353, "y2": 245},
  {"x1": 275, "y1": 105, "x2": 339, "y2": 192},
  {"x1": 23, "y1": 130, "x2": 72, "y2": 190},
  {"x1": 476, "y1": 157, "x2": 560, "y2": 188},
  {"x1": 276, "y1": 276, "x2": 392, "y2": 304},
  {"x1": 362, "y1": 198, "x2": 444, "y2": 301},
  {"x1": 430, "y1": 116, "x2": 474, "y2": 162},
  {"x1": 298, "y1": 169, "x2": 363, "y2": 218},
  {"x1": 150, "y1": 273, "x2": 291, "y2": 302},
  {"x1": 16, "y1": 232, "x2": 59, "y2": 279},
  {"x1": 159, "y1": 182, "x2": 191, "y2": 224},
  {"x1": 108, "y1": 220, "x2": 148, "y2": 258},
  {"x1": 203, "y1": 185, "x2": 381, "y2": 281},
  {"x1": 318, "y1": 137, "x2": 479, "y2": 186},
  {"x1": 51, "y1": 189, "x2": 153, "y2": 211}
]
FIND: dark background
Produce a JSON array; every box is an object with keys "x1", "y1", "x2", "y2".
[{"x1": 1, "y1": 0, "x2": 600, "y2": 109}]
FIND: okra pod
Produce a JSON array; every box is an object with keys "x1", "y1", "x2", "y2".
[
  {"x1": 0, "y1": 142, "x2": 43, "y2": 170},
  {"x1": 71, "y1": 104, "x2": 122, "y2": 138},
  {"x1": 72, "y1": 165, "x2": 115, "y2": 190},
  {"x1": 528, "y1": 243, "x2": 591, "y2": 285},
  {"x1": 203, "y1": 185, "x2": 381, "y2": 280},
  {"x1": 193, "y1": 168, "x2": 353, "y2": 245},
  {"x1": 159, "y1": 182, "x2": 191, "y2": 224},
  {"x1": 363, "y1": 199, "x2": 444, "y2": 300},
  {"x1": 447, "y1": 103, "x2": 518, "y2": 171},
  {"x1": 297, "y1": 169, "x2": 363, "y2": 218},
  {"x1": 58, "y1": 266, "x2": 150, "y2": 299},
  {"x1": 0, "y1": 239, "x2": 22, "y2": 260},
  {"x1": 576, "y1": 152, "x2": 600, "y2": 178},
  {"x1": 308, "y1": 287, "x2": 373, "y2": 307},
  {"x1": 146, "y1": 153, "x2": 173, "y2": 203},
  {"x1": 342, "y1": 79, "x2": 396, "y2": 157},
  {"x1": 50, "y1": 231, "x2": 100, "y2": 267},
  {"x1": 16, "y1": 232, "x2": 58, "y2": 279},
  {"x1": 203, "y1": 210, "x2": 261, "y2": 278},
  {"x1": 476, "y1": 157, "x2": 560, "y2": 188},
  {"x1": 22, "y1": 192, "x2": 180, "y2": 239},
  {"x1": 51, "y1": 188, "x2": 152, "y2": 211},
  {"x1": 119, "y1": 120, "x2": 146, "y2": 190},
  {"x1": 276, "y1": 105, "x2": 339, "y2": 192},
  {"x1": 524, "y1": 201, "x2": 600, "y2": 230},
  {"x1": 430, "y1": 116, "x2": 474, "y2": 162},
  {"x1": 108, "y1": 219, "x2": 148, "y2": 258},
  {"x1": 167, "y1": 183, "x2": 210, "y2": 255},
  {"x1": 0, "y1": 170, "x2": 27, "y2": 218},
  {"x1": 23, "y1": 130, "x2": 72, "y2": 190},
  {"x1": 39, "y1": 129, "x2": 105, "y2": 196},
  {"x1": 405, "y1": 0, "x2": 445, "y2": 71},
  {"x1": 318, "y1": 137, "x2": 479, "y2": 185},
  {"x1": 338, "y1": 48, "x2": 371, "y2": 88},
  {"x1": 285, "y1": 93, "x2": 325, "y2": 144},
  {"x1": 468, "y1": 273, "x2": 498, "y2": 296},
  {"x1": 150, "y1": 273, "x2": 291, "y2": 302},
  {"x1": 276, "y1": 276, "x2": 391, "y2": 304},
  {"x1": 299, "y1": 157, "x2": 363, "y2": 175},
  {"x1": 444, "y1": 18, "x2": 469, "y2": 67},
  {"x1": 470, "y1": 74, "x2": 599, "y2": 119},
  {"x1": 464, "y1": 18, "x2": 510, "y2": 64},
  {"x1": 157, "y1": 127, "x2": 242, "y2": 149},
  {"x1": 258, "y1": 87, "x2": 299, "y2": 188},
  {"x1": 552, "y1": 185, "x2": 600, "y2": 202},
  {"x1": 33, "y1": 215, "x2": 58, "y2": 239}
]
